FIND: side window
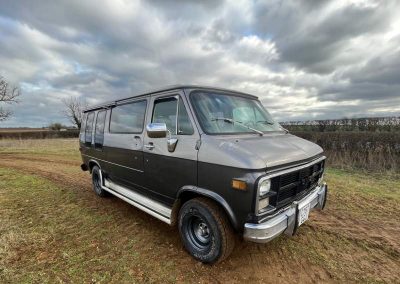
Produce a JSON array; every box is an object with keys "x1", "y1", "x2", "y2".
[
  {"x1": 85, "y1": 112, "x2": 95, "y2": 145},
  {"x1": 80, "y1": 113, "x2": 87, "y2": 134},
  {"x1": 152, "y1": 96, "x2": 194, "y2": 135},
  {"x1": 178, "y1": 99, "x2": 194, "y2": 135},
  {"x1": 152, "y1": 97, "x2": 178, "y2": 134},
  {"x1": 94, "y1": 110, "x2": 107, "y2": 148},
  {"x1": 79, "y1": 113, "x2": 87, "y2": 142},
  {"x1": 110, "y1": 100, "x2": 147, "y2": 133}
]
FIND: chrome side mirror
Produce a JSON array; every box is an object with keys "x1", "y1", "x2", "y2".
[
  {"x1": 146, "y1": 122, "x2": 178, "y2": 152},
  {"x1": 146, "y1": 123, "x2": 167, "y2": 138}
]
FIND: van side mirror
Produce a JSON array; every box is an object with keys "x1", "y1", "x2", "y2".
[{"x1": 146, "y1": 123, "x2": 168, "y2": 138}]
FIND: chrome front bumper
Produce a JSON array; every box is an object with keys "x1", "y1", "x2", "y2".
[{"x1": 243, "y1": 182, "x2": 328, "y2": 243}]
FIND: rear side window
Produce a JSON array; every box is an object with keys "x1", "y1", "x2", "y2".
[
  {"x1": 79, "y1": 113, "x2": 87, "y2": 142},
  {"x1": 85, "y1": 112, "x2": 95, "y2": 144},
  {"x1": 110, "y1": 100, "x2": 147, "y2": 133},
  {"x1": 80, "y1": 113, "x2": 87, "y2": 134},
  {"x1": 94, "y1": 110, "x2": 107, "y2": 147}
]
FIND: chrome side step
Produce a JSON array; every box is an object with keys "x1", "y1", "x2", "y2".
[{"x1": 99, "y1": 172, "x2": 172, "y2": 224}]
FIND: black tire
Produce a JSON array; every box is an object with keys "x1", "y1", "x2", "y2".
[
  {"x1": 91, "y1": 166, "x2": 109, "y2": 197},
  {"x1": 178, "y1": 197, "x2": 235, "y2": 264}
]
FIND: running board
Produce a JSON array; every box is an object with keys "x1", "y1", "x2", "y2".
[{"x1": 99, "y1": 174, "x2": 172, "y2": 224}]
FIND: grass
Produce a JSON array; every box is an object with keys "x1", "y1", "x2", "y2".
[
  {"x1": 0, "y1": 139, "x2": 80, "y2": 160},
  {"x1": 0, "y1": 138, "x2": 399, "y2": 283},
  {"x1": 0, "y1": 167, "x2": 180, "y2": 283}
]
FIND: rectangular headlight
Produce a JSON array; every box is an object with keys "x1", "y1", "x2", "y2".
[{"x1": 258, "y1": 178, "x2": 271, "y2": 197}]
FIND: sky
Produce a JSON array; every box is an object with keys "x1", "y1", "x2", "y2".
[{"x1": 0, "y1": 0, "x2": 399, "y2": 127}]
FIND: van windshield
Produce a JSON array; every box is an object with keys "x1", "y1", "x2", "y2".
[{"x1": 190, "y1": 91, "x2": 283, "y2": 135}]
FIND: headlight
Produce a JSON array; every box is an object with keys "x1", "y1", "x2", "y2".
[{"x1": 259, "y1": 178, "x2": 271, "y2": 197}]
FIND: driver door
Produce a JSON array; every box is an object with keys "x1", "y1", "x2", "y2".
[{"x1": 143, "y1": 91, "x2": 199, "y2": 205}]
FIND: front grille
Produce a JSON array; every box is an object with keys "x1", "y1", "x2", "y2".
[{"x1": 270, "y1": 160, "x2": 324, "y2": 209}]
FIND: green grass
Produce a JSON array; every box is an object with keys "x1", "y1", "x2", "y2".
[
  {"x1": 325, "y1": 168, "x2": 400, "y2": 220},
  {"x1": 0, "y1": 139, "x2": 80, "y2": 160},
  {"x1": 0, "y1": 167, "x2": 180, "y2": 283}
]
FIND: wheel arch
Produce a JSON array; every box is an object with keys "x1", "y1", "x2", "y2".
[
  {"x1": 88, "y1": 159, "x2": 101, "y2": 173},
  {"x1": 174, "y1": 186, "x2": 239, "y2": 231}
]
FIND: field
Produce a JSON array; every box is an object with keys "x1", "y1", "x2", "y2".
[{"x1": 0, "y1": 139, "x2": 399, "y2": 283}]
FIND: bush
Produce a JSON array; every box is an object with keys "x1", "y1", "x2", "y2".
[
  {"x1": 0, "y1": 130, "x2": 79, "y2": 139},
  {"x1": 293, "y1": 131, "x2": 400, "y2": 172},
  {"x1": 282, "y1": 117, "x2": 400, "y2": 132},
  {"x1": 48, "y1": 123, "x2": 64, "y2": 131}
]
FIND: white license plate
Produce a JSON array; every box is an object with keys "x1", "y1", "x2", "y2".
[{"x1": 298, "y1": 203, "x2": 311, "y2": 226}]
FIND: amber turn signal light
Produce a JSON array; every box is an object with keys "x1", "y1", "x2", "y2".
[{"x1": 232, "y1": 179, "x2": 247, "y2": 191}]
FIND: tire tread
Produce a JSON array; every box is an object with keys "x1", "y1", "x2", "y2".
[{"x1": 191, "y1": 197, "x2": 235, "y2": 263}]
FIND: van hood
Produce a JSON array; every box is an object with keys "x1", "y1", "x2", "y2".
[{"x1": 198, "y1": 133, "x2": 323, "y2": 169}]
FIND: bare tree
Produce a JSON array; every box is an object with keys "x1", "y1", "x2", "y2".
[
  {"x1": 62, "y1": 97, "x2": 87, "y2": 129},
  {"x1": 0, "y1": 76, "x2": 20, "y2": 121}
]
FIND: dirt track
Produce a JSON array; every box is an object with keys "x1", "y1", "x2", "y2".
[{"x1": 1, "y1": 140, "x2": 399, "y2": 283}]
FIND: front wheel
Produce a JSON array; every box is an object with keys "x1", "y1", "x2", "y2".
[{"x1": 178, "y1": 197, "x2": 235, "y2": 264}]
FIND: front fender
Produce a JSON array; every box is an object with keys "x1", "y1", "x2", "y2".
[{"x1": 177, "y1": 186, "x2": 239, "y2": 230}]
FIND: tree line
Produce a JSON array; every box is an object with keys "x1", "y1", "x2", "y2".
[{"x1": 280, "y1": 117, "x2": 400, "y2": 132}]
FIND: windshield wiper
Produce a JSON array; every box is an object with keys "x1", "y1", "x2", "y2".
[
  {"x1": 256, "y1": 120, "x2": 274, "y2": 125},
  {"x1": 211, "y1": 117, "x2": 264, "y2": 136}
]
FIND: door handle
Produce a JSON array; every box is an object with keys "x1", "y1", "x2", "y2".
[{"x1": 144, "y1": 142, "x2": 154, "y2": 150}]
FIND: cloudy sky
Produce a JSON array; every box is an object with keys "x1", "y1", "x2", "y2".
[{"x1": 0, "y1": 0, "x2": 399, "y2": 127}]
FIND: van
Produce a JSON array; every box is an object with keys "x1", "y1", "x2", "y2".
[{"x1": 79, "y1": 85, "x2": 327, "y2": 263}]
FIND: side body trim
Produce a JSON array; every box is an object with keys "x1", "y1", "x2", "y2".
[
  {"x1": 98, "y1": 170, "x2": 171, "y2": 224},
  {"x1": 83, "y1": 154, "x2": 144, "y2": 172}
]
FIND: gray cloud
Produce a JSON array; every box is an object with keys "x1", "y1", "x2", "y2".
[{"x1": 0, "y1": 0, "x2": 399, "y2": 127}]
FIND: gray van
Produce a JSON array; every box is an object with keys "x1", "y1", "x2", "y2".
[{"x1": 80, "y1": 85, "x2": 327, "y2": 263}]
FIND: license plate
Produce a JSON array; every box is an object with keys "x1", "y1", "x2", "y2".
[{"x1": 298, "y1": 203, "x2": 311, "y2": 226}]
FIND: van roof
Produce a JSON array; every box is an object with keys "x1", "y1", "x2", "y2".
[{"x1": 83, "y1": 84, "x2": 258, "y2": 112}]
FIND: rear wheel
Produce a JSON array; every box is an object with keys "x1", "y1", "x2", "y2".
[
  {"x1": 91, "y1": 166, "x2": 109, "y2": 197},
  {"x1": 178, "y1": 197, "x2": 235, "y2": 264}
]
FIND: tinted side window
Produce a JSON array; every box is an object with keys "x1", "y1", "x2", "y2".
[
  {"x1": 110, "y1": 100, "x2": 147, "y2": 133},
  {"x1": 94, "y1": 110, "x2": 107, "y2": 147},
  {"x1": 85, "y1": 112, "x2": 95, "y2": 144},
  {"x1": 79, "y1": 113, "x2": 87, "y2": 142},
  {"x1": 178, "y1": 99, "x2": 194, "y2": 135},
  {"x1": 80, "y1": 113, "x2": 87, "y2": 134},
  {"x1": 152, "y1": 97, "x2": 178, "y2": 133}
]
